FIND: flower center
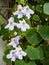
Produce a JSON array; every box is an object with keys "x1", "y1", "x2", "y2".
[
  {"x1": 12, "y1": 52, "x2": 15, "y2": 54},
  {"x1": 18, "y1": 9, "x2": 22, "y2": 12},
  {"x1": 22, "y1": 22, "x2": 26, "y2": 26},
  {"x1": 18, "y1": 50, "x2": 22, "y2": 52},
  {"x1": 9, "y1": 22, "x2": 13, "y2": 25},
  {"x1": 13, "y1": 39, "x2": 16, "y2": 42},
  {"x1": 26, "y1": 7, "x2": 29, "y2": 11}
]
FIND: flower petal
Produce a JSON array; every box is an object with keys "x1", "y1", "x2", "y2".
[
  {"x1": 6, "y1": 54, "x2": 12, "y2": 59},
  {"x1": 13, "y1": 11, "x2": 18, "y2": 15},
  {"x1": 21, "y1": 51, "x2": 27, "y2": 56},
  {"x1": 26, "y1": 14, "x2": 31, "y2": 19},
  {"x1": 11, "y1": 57, "x2": 16, "y2": 61},
  {"x1": 16, "y1": 23, "x2": 21, "y2": 28},
  {"x1": 21, "y1": 27, "x2": 26, "y2": 31},
  {"x1": 8, "y1": 17, "x2": 14, "y2": 22},
  {"x1": 17, "y1": 13, "x2": 23, "y2": 18},
  {"x1": 5, "y1": 24, "x2": 10, "y2": 29},
  {"x1": 26, "y1": 24, "x2": 30, "y2": 29},
  {"x1": 9, "y1": 25, "x2": 14, "y2": 30},
  {"x1": 29, "y1": 9, "x2": 34, "y2": 14},
  {"x1": 15, "y1": 36, "x2": 20, "y2": 41},
  {"x1": 17, "y1": 54, "x2": 23, "y2": 60},
  {"x1": 18, "y1": 5, "x2": 22, "y2": 10}
]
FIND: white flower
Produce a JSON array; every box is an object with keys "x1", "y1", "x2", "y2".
[
  {"x1": 13, "y1": 5, "x2": 23, "y2": 18},
  {"x1": 5, "y1": 17, "x2": 16, "y2": 31},
  {"x1": 15, "y1": 46, "x2": 27, "y2": 60},
  {"x1": 6, "y1": 50, "x2": 17, "y2": 61},
  {"x1": 16, "y1": 19, "x2": 30, "y2": 31},
  {"x1": 8, "y1": 36, "x2": 20, "y2": 48},
  {"x1": 6, "y1": 46, "x2": 27, "y2": 61},
  {"x1": 23, "y1": 5, "x2": 34, "y2": 19}
]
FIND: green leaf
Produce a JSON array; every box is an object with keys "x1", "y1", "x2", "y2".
[
  {"x1": 15, "y1": 60, "x2": 37, "y2": 65},
  {"x1": 1, "y1": 25, "x2": 9, "y2": 36},
  {"x1": 38, "y1": 26, "x2": 49, "y2": 40},
  {"x1": 26, "y1": 46, "x2": 44, "y2": 60},
  {"x1": 4, "y1": 48, "x2": 11, "y2": 55},
  {"x1": 14, "y1": 60, "x2": 25, "y2": 65},
  {"x1": 28, "y1": 61, "x2": 37, "y2": 65},
  {"x1": 42, "y1": 59, "x2": 49, "y2": 65},
  {"x1": 33, "y1": 14, "x2": 40, "y2": 21},
  {"x1": 25, "y1": 28, "x2": 42, "y2": 45},
  {"x1": 42, "y1": 45, "x2": 49, "y2": 58},
  {"x1": 36, "y1": 5, "x2": 42, "y2": 12},
  {"x1": 3, "y1": 55, "x2": 11, "y2": 63},
  {"x1": 36, "y1": 0, "x2": 43, "y2": 3},
  {"x1": 16, "y1": 0, "x2": 26, "y2": 5},
  {"x1": 43, "y1": 3, "x2": 49, "y2": 15}
]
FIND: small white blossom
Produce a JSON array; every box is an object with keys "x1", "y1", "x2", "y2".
[
  {"x1": 13, "y1": 5, "x2": 23, "y2": 18},
  {"x1": 23, "y1": 5, "x2": 34, "y2": 19},
  {"x1": 5, "y1": 17, "x2": 16, "y2": 31},
  {"x1": 6, "y1": 46, "x2": 27, "y2": 61},
  {"x1": 15, "y1": 46, "x2": 27, "y2": 60},
  {"x1": 16, "y1": 19, "x2": 30, "y2": 31},
  {"x1": 6, "y1": 50, "x2": 17, "y2": 61},
  {"x1": 8, "y1": 36, "x2": 20, "y2": 48}
]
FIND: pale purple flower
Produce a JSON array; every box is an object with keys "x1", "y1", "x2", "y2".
[
  {"x1": 23, "y1": 5, "x2": 34, "y2": 19},
  {"x1": 6, "y1": 50, "x2": 17, "y2": 61},
  {"x1": 16, "y1": 19, "x2": 30, "y2": 31},
  {"x1": 13, "y1": 5, "x2": 24, "y2": 18},
  {"x1": 5, "y1": 17, "x2": 16, "y2": 31},
  {"x1": 6, "y1": 46, "x2": 27, "y2": 61},
  {"x1": 15, "y1": 46, "x2": 27, "y2": 60},
  {"x1": 8, "y1": 36, "x2": 20, "y2": 48}
]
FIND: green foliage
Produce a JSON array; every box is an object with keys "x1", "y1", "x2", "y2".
[
  {"x1": 15, "y1": 60, "x2": 37, "y2": 65},
  {"x1": 25, "y1": 28, "x2": 42, "y2": 45},
  {"x1": 15, "y1": 60, "x2": 25, "y2": 65},
  {"x1": 16, "y1": 0, "x2": 27, "y2": 5},
  {"x1": 1, "y1": 0, "x2": 49, "y2": 65},
  {"x1": 33, "y1": 14, "x2": 40, "y2": 21},
  {"x1": 43, "y1": 3, "x2": 49, "y2": 15},
  {"x1": 26, "y1": 46, "x2": 44, "y2": 60},
  {"x1": 42, "y1": 59, "x2": 49, "y2": 65},
  {"x1": 3, "y1": 55, "x2": 11, "y2": 63},
  {"x1": 27, "y1": 61, "x2": 37, "y2": 65},
  {"x1": 38, "y1": 26, "x2": 49, "y2": 40},
  {"x1": 36, "y1": 5, "x2": 42, "y2": 12}
]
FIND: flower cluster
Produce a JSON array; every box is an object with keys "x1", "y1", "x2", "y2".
[
  {"x1": 7, "y1": 35, "x2": 27, "y2": 61},
  {"x1": 13, "y1": 5, "x2": 34, "y2": 19},
  {"x1": 5, "y1": 17, "x2": 30, "y2": 31},
  {"x1": 7, "y1": 46, "x2": 26, "y2": 61},
  {"x1": 4, "y1": 4, "x2": 34, "y2": 61}
]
